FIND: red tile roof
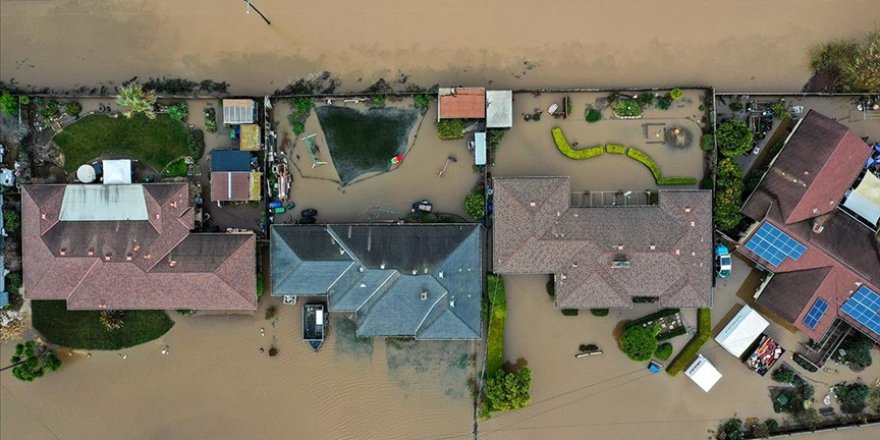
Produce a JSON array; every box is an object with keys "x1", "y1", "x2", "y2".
[
  {"x1": 22, "y1": 184, "x2": 256, "y2": 311},
  {"x1": 438, "y1": 87, "x2": 486, "y2": 119}
]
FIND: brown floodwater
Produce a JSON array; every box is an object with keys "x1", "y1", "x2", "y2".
[{"x1": 1, "y1": 1, "x2": 878, "y2": 94}]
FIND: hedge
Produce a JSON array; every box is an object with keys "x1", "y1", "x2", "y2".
[
  {"x1": 666, "y1": 308, "x2": 712, "y2": 376},
  {"x1": 552, "y1": 127, "x2": 604, "y2": 159},
  {"x1": 561, "y1": 309, "x2": 579, "y2": 316},
  {"x1": 656, "y1": 343, "x2": 673, "y2": 361},
  {"x1": 624, "y1": 308, "x2": 680, "y2": 330},
  {"x1": 486, "y1": 274, "x2": 507, "y2": 376},
  {"x1": 626, "y1": 147, "x2": 698, "y2": 186},
  {"x1": 658, "y1": 176, "x2": 698, "y2": 185},
  {"x1": 657, "y1": 326, "x2": 687, "y2": 341},
  {"x1": 590, "y1": 308, "x2": 609, "y2": 317},
  {"x1": 605, "y1": 144, "x2": 627, "y2": 154}
]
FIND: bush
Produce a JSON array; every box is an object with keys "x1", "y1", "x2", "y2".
[
  {"x1": 717, "y1": 120, "x2": 754, "y2": 157},
  {"x1": 166, "y1": 102, "x2": 188, "y2": 121},
  {"x1": 203, "y1": 107, "x2": 217, "y2": 133},
  {"x1": 667, "y1": 309, "x2": 711, "y2": 376},
  {"x1": 414, "y1": 94, "x2": 431, "y2": 109},
  {"x1": 10, "y1": 340, "x2": 62, "y2": 382},
  {"x1": 0, "y1": 90, "x2": 18, "y2": 115},
  {"x1": 714, "y1": 418, "x2": 744, "y2": 440},
  {"x1": 256, "y1": 273, "x2": 264, "y2": 298},
  {"x1": 561, "y1": 309, "x2": 578, "y2": 316},
  {"x1": 546, "y1": 279, "x2": 555, "y2": 298},
  {"x1": 770, "y1": 101, "x2": 789, "y2": 120},
  {"x1": 552, "y1": 127, "x2": 604, "y2": 159},
  {"x1": 464, "y1": 192, "x2": 486, "y2": 220},
  {"x1": 625, "y1": 308, "x2": 680, "y2": 330},
  {"x1": 370, "y1": 95, "x2": 386, "y2": 108},
  {"x1": 611, "y1": 98, "x2": 642, "y2": 117},
  {"x1": 488, "y1": 129, "x2": 505, "y2": 151},
  {"x1": 669, "y1": 88, "x2": 684, "y2": 101},
  {"x1": 620, "y1": 325, "x2": 659, "y2": 362},
  {"x1": 832, "y1": 332, "x2": 874, "y2": 371},
  {"x1": 701, "y1": 135, "x2": 714, "y2": 151},
  {"x1": 809, "y1": 32, "x2": 879, "y2": 92},
  {"x1": 585, "y1": 107, "x2": 602, "y2": 122},
  {"x1": 485, "y1": 367, "x2": 532, "y2": 412},
  {"x1": 835, "y1": 382, "x2": 870, "y2": 414},
  {"x1": 655, "y1": 343, "x2": 673, "y2": 361},
  {"x1": 288, "y1": 97, "x2": 314, "y2": 135},
  {"x1": 3, "y1": 209, "x2": 20, "y2": 233},
  {"x1": 486, "y1": 274, "x2": 507, "y2": 376},
  {"x1": 39, "y1": 101, "x2": 60, "y2": 118},
  {"x1": 626, "y1": 147, "x2": 662, "y2": 181},
  {"x1": 729, "y1": 101, "x2": 744, "y2": 112},
  {"x1": 655, "y1": 94, "x2": 673, "y2": 110},
  {"x1": 162, "y1": 158, "x2": 188, "y2": 177},
  {"x1": 590, "y1": 308, "x2": 609, "y2": 317},
  {"x1": 638, "y1": 92, "x2": 655, "y2": 106},
  {"x1": 436, "y1": 119, "x2": 465, "y2": 140},
  {"x1": 604, "y1": 144, "x2": 626, "y2": 154},
  {"x1": 772, "y1": 365, "x2": 797, "y2": 384},
  {"x1": 186, "y1": 128, "x2": 205, "y2": 159},
  {"x1": 6, "y1": 272, "x2": 22, "y2": 295},
  {"x1": 63, "y1": 101, "x2": 82, "y2": 117},
  {"x1": 657, "y1": 176, "x2": 698, "y2": 185}
]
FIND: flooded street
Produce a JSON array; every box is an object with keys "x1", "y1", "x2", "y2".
[{"x1": 1, "y1": 1, "x2": 879, "y2": 93}]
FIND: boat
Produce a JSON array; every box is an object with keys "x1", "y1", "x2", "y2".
[{"x1": 302, "y1": 303, "x2": 326, "y2": 352}]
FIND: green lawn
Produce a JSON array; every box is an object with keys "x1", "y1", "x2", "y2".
[
  {"x1": 53, "y1": 113, "x2": 194, "y2": 172},
  {"x1": 32, "y1": 300, "x2": 174, "y2": 350},
  {"x1": 486, "y1": 274, "x2": 507, "y2": 376}
]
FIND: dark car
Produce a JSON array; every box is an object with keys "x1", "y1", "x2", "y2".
[
  {"x1": 301, "y1": 208, "x2": 318, "y2": 217},
  {"x1": 297, "y1": 215, "x2": 317, "y2": 225}
]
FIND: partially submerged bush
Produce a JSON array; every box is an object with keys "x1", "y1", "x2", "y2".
[
  {"x1": 166, "y1": 102, "x2": 188, "y2": 121},
  {"x1": 667, "y1": 309, "x2": 711, "y2": 376},
  {"x1": 436, "y1": 119, "x2": 465, "y2": 140},
  {"x1": 620, "y1": 325, "x2": 659, "y2": 362},
  {"x1": 10, "y1": 340, "x2": 62, "y2": 382},
  {"x1": 585, "y1": 106, "x2": 602, "y2": 122},
  {"x1": 655, "y1": 343, "x2": 673, "y2": 361},
  {"x1": 63, "y1": 101, "x2": 82, "y2": 117},
  {"x1": 590, "y1": 308, "x2": 609, "y2": 317},
  {"x1": 561, "y1": 309, "x2": 578, "y2": 316},
  {"x1": 485, "y1": 367, "x2": 532, "y2": 413},
  {"x1": 669, "y1": 88, "x2": 684, "y2": 101},
  {"x1": 464, "y1": 192, "x2": 486, "y2": 220},
  {"x1": 611, "y1": 98, "x2": 642, "y2": 117},
  {"x1": 717, "y1": 120, "x2": 754, "y2": 157}
]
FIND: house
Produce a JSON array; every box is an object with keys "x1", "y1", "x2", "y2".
[
  {"x1": 222, "y1": 99, "x2": 256, "y2": 125},
  {"x1": 739, "y1": 110, "x2": 880, "y2": 348},
  {"x1": 438, "y1": 87, "x2": 486, "y2": 120},
  {"x1": 270, "y1": 224, "x2": 483, "y2": 340},
  {"x1": 492, "y1": 177, "x2": 713, "y2": 309},
  {"x1": 21, "y1": 183, "x2": 256, "y2": 311},
  {"x1": 210, "y1": 150, "x2": 260, "y2": 203}
]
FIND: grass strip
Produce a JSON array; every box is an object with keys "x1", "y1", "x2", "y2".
[
  {"x1": 486, "y1": 274, "x2": 507, "y2": 376},
  {"x1": 666, "y1": 308, "x2": 711, "y2": 376}
]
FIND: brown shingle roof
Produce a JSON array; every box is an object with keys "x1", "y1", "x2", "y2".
[
  {"x1": 22, "y1": 184, "x2": 256, "y2": 311},
  {"x1": 492, "y1": 177, "x2": 712, "y2": 308},
  {"x1": 758, "y1": 267, "x2": 832, "y2": 323},
  {"x1": 438, "y1": 87, "x2": 486, "y2": 119}
]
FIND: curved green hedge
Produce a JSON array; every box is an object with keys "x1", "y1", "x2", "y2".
[
  {"x1": 552, "y1": 127, "x2": 604, "y2": 159},
  {"x1": 605, "y1": 144, "x2": 627, "y2": 154},
  {"x1": 627, "y1": 147, "x2": 698, "y2": 186}
]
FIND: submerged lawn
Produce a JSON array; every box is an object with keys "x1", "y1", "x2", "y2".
[
  {"x1": 53, "y1": 113, "x2": 192, "y2": 172},
  {"x1": 486, "y1": 274, "x2": 507, "y2": 376},
  {"x1": 32, "y1": 300, "x2": 174, "y2": 350}
]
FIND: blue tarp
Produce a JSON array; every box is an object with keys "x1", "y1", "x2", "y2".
[{"x1": 211, "y1": 150, "x2": 251, "y2": 172}]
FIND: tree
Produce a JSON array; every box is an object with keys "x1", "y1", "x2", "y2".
[
  {"x1": 9, "y1": 340, "x2": 62, "y2": 382},
  {"x1": 835, "y1": 382, "x2": 870, "y2": 414},
  {"x1": 655, "y1": 342, "x2": 673, "y2": 361},
  {"x1": 620, "y1": 325, "x2": 659, "y2": 361},
  {"x1": 0, "y1": 90, "x2": 18, "y2": 116},
  {"x1": 3, "y1": 209, "x2": 20, "y2": 233},
  {"x1": 485, "y1": 367, "x2": 532, "y2": 412},
  {"x1": 772, "y1": 366, "x2": 796, "y2": 384},
  {"x1": 669, "y1": 88, "x2": 684, "y2": 101},
  {"x1": 714, "y1": 158, "x2": 746, "y2": 231},
  {"x1": 464, "y1": 192, "x2": 486, "y2": 220},
  {"x1": 717, "y1": 120, "x2": 754, "y2": 157},
  {"x1": 166, "y1": 102, "x2": 188, "y2": 121},
  {"x1": 832, "y1": 332, "x2": 875, "y2": 371},
  {"x1": 845, "y1": 30, "x2": 880, "y2": 92},
  {"x1": 116, "y1": 84, "x2": 157, "y2": 119},
  {"x1": 714, "y1": 417, "x2": 744, "y2": 440}
]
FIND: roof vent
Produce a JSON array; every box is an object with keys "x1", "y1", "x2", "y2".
[
  {"x1": 438, "y1": 271, "x2": 444, "y2": 278},
  {"x1": 812, "y1": 208, "x2": 818, "y2": 214},
  {"x1": 560, "y1": 274, "x2": 567, "y2": 280},
  {"x1": 675, "y1": 249, "x2": 681, "y2": 255},
  {"x1": 571, "y1": 262, "x2": 578, "y2": 268},
  {"x1": 170, "y1": 201, "x2": 178, "y2": 208},
  {"x1": 87, "y1": 248, "x2": 95, "y2": 256},
  {"x1": 360, "y1": 283, "x2": 367, "y2": 288},
  {"x1": 424, "y1": 268, "x2": 429, "y2": 274},
  {"x1": 611, "y1": 260, "x2": 630, "y2": 269},
  {"x1": 132, "y1": 241, "x2": 141, "y2": 252},
  {"x1": 557, "y1": 211, "x2": 561, "y2": 217},
  {"x1": 169, "y1": 260, "x2": 177, "y2": 268},
  {"x1": 529, "y1": 202, "x2": 536, "y2": 207},
  {"x1": 689, "y1": 221, "x2": 695, "y2": 227},
  {"x1": 104, "y1": 253, "x2": 112, "y2": 262},
  {"x1": 125, "y1": 254, "x2": 133, "y2": 261},
  {"x1": 450, "y1": 300, "x2": 455, "y2": 308},
  {"x1": 41, "y1": 213, "x2": 49, "y2": 220},
  {"x1": 412, "y1": 270, "x2": 418, "y2": 275},
  {"x1": 143, "y1": 253, "x2": 152, "y2": 260},
  {"x1": 650, "y1": 244, "x2": 656, "y2": 250},
  {"x1": 358, "y1": 267, "x2": 365, "y2": 272},
  {"x1": 617, "y1": 244, "x2": 624, "y2": 251},
  {"x1": 155, "y1": 213, "x2": 161, "y2": 220},
  {"x1": 380, "y1": 263, "x2": 386, "y2": 269},
  {"x1": 684, "y1": 207, "x2": 691, "y2": 213},
  {"x1": 812, "y1": 222, "x2": 824, "y2": 234},
  {"x1": 420, "y1": 291, "x2": 428, "y2": 301},
  {"x1": 60, "y1": 248, "x2": 67, "y2": 256}
]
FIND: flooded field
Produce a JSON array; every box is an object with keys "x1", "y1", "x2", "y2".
[
  {"x1": 1, "y1": 1, "x2": 878, "y2": 94},
  {"x1": 0, "y1": 299, "x2": 476, "y2": 440}
]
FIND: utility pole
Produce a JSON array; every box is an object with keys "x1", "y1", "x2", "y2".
[{"x1": 244, "y1": 0, "x2": 271, "y2": 26}]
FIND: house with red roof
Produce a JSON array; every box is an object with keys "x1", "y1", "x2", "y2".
[
  {"x1": 739, "y1": 110, "x2": 880, "y2": 365},
  {"x1": 21, "y1": 183, "x2": 257, "y2": 311}
]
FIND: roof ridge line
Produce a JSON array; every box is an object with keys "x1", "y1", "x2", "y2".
[
  {"x1": 215, "y1": 234, "x2": 258, "y2": 304},
  {"x1": 415, "y1": 291, "x2": 449, "y2": 336},
  {"x1": 66, "y1": 258, "x2": 102, "y2": 302}
]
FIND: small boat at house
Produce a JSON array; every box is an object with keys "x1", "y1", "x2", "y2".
[{"x1": 303, "y1": 303, "x2": 326, "y2": 352}]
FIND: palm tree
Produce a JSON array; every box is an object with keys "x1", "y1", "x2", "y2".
[{"x1": 116, "y1": 84, "x2": 157, "y2": 119}]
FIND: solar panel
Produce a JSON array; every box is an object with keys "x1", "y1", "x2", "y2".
[
  {"x1": 803, "y1": 298, "x2": 829, "y2": 329},
  {"x1": 841, "y1": 286, "x2": 880, "y2": 336},
  {"x1": 744, "y1": 222, "x2": 807, "y2": 267}
]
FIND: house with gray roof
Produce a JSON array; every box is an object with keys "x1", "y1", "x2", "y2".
[
  {"x1": 492, "y1": 177, "x2": 713, "y2": 309},
  {"x1": 270, "y1": 224, "x2": 483, "y2": 340}
]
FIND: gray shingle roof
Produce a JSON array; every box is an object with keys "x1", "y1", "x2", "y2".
[
  {"x1": 270, "y1": 224, "x2": 483, "y2": 340},
  {"x1": 493, "y1": 177, "x2": 712, "y2": 308}
]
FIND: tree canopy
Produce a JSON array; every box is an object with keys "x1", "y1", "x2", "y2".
[
  {"x1": 620, "y1": 325, "x2": 659, "y2": 362},
  {"x1": 485, "y1": 367, "x2": 532, "y2": 412},
  {"x1": 9, "y1": 340, "x2": 62, "y2": 382},
  {"x1": 116, "y1": 84, "x2": 157, "y2": 119},
  {"x1": 717, "y1": 120, "x2": 754, "y2": 157}
]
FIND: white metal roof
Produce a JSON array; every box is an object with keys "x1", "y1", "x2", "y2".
[
  {"x1": 685, "y1": 354, "x2": 722, "y2": 392},
  {"x1": 474, "y1": 132, "x2": 487, "y2": 166},
  {"x1": 486, "y1": 90, "x2": 513, "y2": 128},
  {"x1": 715, "y1": 305, "x2": 769, "y2": 357},
  {"x1": 842, "y1": 173, "x2": 880, "y2": 227},
  {"x1": 102, "y1": 159, "x2": 132, "y2": 184},
  {"x1": 222, "y1": 99, "x2": 256, "y2": 124},
  {"x1": 60, "y1": 184, "x2": 148, "y2": 221}
]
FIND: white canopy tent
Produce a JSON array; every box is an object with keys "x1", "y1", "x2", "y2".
[
  {"x1": 102, "y1": 160, "x2": 132, "y2": 185},
  {"x1": 715, "y1": 305, "x2": 769, "y2": 358},
  {"x1": 685, "y1": 354, "x2": 722, "y2": 392}
]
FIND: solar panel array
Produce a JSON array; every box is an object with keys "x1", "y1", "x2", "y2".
[
  {"x1": 841, "y1": 286, "x2": 880, "y2": 336},
  {"x1": 803, "y1": 298, "x2": 829, "y2": 329},
  {"x1": 745, "y1": 222, "x2": 807, "y2": 267}
]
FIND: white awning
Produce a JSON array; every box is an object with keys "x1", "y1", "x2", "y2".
[
  {"x1": 474, "y1": 132, "x2": 487, "y2": 166},
  {"x1": 685, "y1": 354, "x2": 722, "y2": 392},
  {"x1": 842, "y1": 173, "x2": 880, "y2": 227},
  {"x1": 486, "y1": 90, "x2": 513, "y2": 128},
  {"x1": 715, "y1": 305, "x2": 769, "y2": 358},
  {"x1": 102, "y1": 160, "x2": 132, "y2": 184}
]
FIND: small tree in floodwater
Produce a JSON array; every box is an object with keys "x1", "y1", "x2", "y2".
[
  {"x1": 116, "y1": 84, "x2": 157, "y2": 119},
  {"x1": 8, "y1": 340, "x2": 62, "y2": 382}
]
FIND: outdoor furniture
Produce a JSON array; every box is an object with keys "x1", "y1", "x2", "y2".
[{"x1": 548, "y1": 103, "x2": 559, "y2": 115}]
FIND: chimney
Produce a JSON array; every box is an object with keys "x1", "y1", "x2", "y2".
[
  {"x1": 812, "y1": 222, "x2": 824, "y2": 234},
  {"x1": 420, "y1": 291, "x2": 428, "y2": 301}
]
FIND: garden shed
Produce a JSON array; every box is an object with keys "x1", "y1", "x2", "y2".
[
  {"x1": 715, "y1": 305, "x2": 769, "y2": 358},
  {"x1": 211, "y1": 171, "x2": 261, "y2": 202},
  {"x1": 222, "y1": 99, "x2": 256, "y2": 124},
  {"x1": 486, "y1": 90, "x2": 513, "y2": 128},
  {"x1": 211, "y1": 150, "x2": 251, "y2": 172},
  {"x1": 685, "y1": 354, "x2": 722, "y2": 392},
  {"x1": 438, "y1": 87, "x2": 485, "y2": 120},
  {"x1": 239, "y1": 124, "x2": 262, "y2": 151},
  {"x1": 102, "y1": 159, "x2": 132, "y2": 184}
]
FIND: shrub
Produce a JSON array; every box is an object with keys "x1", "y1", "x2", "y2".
[
  {"x1": 162, "y1": 158, "x2": 188, "y2": 177},
  {"x1": 669, "y1": 88, "x2": 684, "y2": 101},
  {"x1": 39, "y1": 101, "x2": 60, "y2": 118},
  {"x1": 464, "y1": 192, "x2": 486, "y2": 220},
  {"x1": 414, "y1": 94, "x2": 431, "y2": 109},
  {"x1": 166, "y1": 102, "x2": 188, "y2": 121},
  {"x1": 770, "y1": 101, "x2": 789, "y2": 120},
  {"x1": 561, "y1": 309, "x2": 578, "y2": 316},
  {"x1": 772, "y1": 366, "x2": 797, "y2": 384},
  {"x1": 809, "y1": 32, "x2": 879, "y2": 92},
  {"x1": 655, "y1": 343, "x2": 673, "y2": 361},
  {"x1": 585, "y1": 107, "x2": 602, "y2": 122},
  {"x1": 729, "y1": 101, "x2": 744, "y2": 112},
  {"x1": 3, "y1": 209, "x2": 20, "y2": 233},
  {"x1": 436, "y1": 119, "x2": 465, "y2": 140},
  {"x1": 116, "y1": 84, "x2": 157, "y2": 119},
  {"x1": 620, "y1": 325, "x2": 659, "y2": 361},
  {"x1": 6, "y1": 272, "x2": 22, "y2": 295},
  {"x1": 546, "y1": 279, "x2": 555, "y2": 298},
  {"x1": 763, "y1": 418, "x2": 780, "y2": 434},
  {"x1": 99, "y1": 310, "x2": 126, "y2": 331},
  {"x1": 256, "y1": 273, "x2": 264, "y2": 298},
  {"x1": 590, "y1": 308, "x2": 609, "y2": 317},
  {"x1": 0, "y1": 90, "x2": 18, "y2": 115},
  {"x1": 486, "y1": 274, "x2": 507, "y2": 375},
  {"x1": 657, "y1": 176, "x2": 698, "y2": 185},
  {"x1": 552, "y1": 127, "x2": 604, "y2": 159},
  {"x1": 835, "y1": 382, "x2": 870, "y2": 414},
  {"x1": 714, "y1": 418, "x2": 744, "y2": 440},
  {"x1": 715, "y1": 158, "x2": 745, "y2": 231},
  {"x1": 626, "y1": 147, "x2": 662, "y2": 181},
  {"x1": 288, "y1": 97, "x2": 314, "y2": 135},
  {"x1": 485, "y1": 367, "x2": 532, "y2": 412},
  {"x1": 292, "y1": 121, "x2": 305, "y2": 136},
  {"x1": 701, "y1": 135, "x2": 714, "y2": 151},
  {"x1": 604, "y1": 144, "x2": 626, "y2": 154},
  {"x1": 832, "y1": 332, "x2": 874, "y2": 371},
  {"x1": 655, "y1": 94, "x2": 673, "y2": 110},
  {"x1": 638, "y1": 92, "x2": 655, "y2": 106},
  {"x1": 203, "y1": 107, "x2": 217, "y2": 133},
  {"x1": 186, "y1": 129, "x2": 205, "y2": 159},
  {"x1": 63, "y1": 102, "x2": 82, "y2": 117},
  {"x1": 370, "y1": 95, "x2": 386, "y2": 108},
  {"x1": 265, "y1": 305, "x2": 278, "y2": 321},
  {"x1": 10, "y1": 340, "x2": 62, "y2": 382},
  {"x1": 489, "y1": 129, "x2": 506, "y2": 151},
  {"x1": 666, "y1": 308, "x2": 711, "y2": 376},
  {"x1": 717, "y1": 120, "x2": 754, "y2": 157},
  {"x1": 611, "y1": 98, "x2": 642, "y2": 117}
]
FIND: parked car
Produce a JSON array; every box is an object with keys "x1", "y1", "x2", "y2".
[
  {"x1": 715, "y1": 244, "x2": 733, "y2": 279},
  {"x1": 411, "y1": 199, "x2": 432, "y2": 213},
  {"x1": 297, "y1": 215, "x2": 316, "y2": 225},
  {"x1": 301, "y1": 208, "x2": 318, "y2": 217}
]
